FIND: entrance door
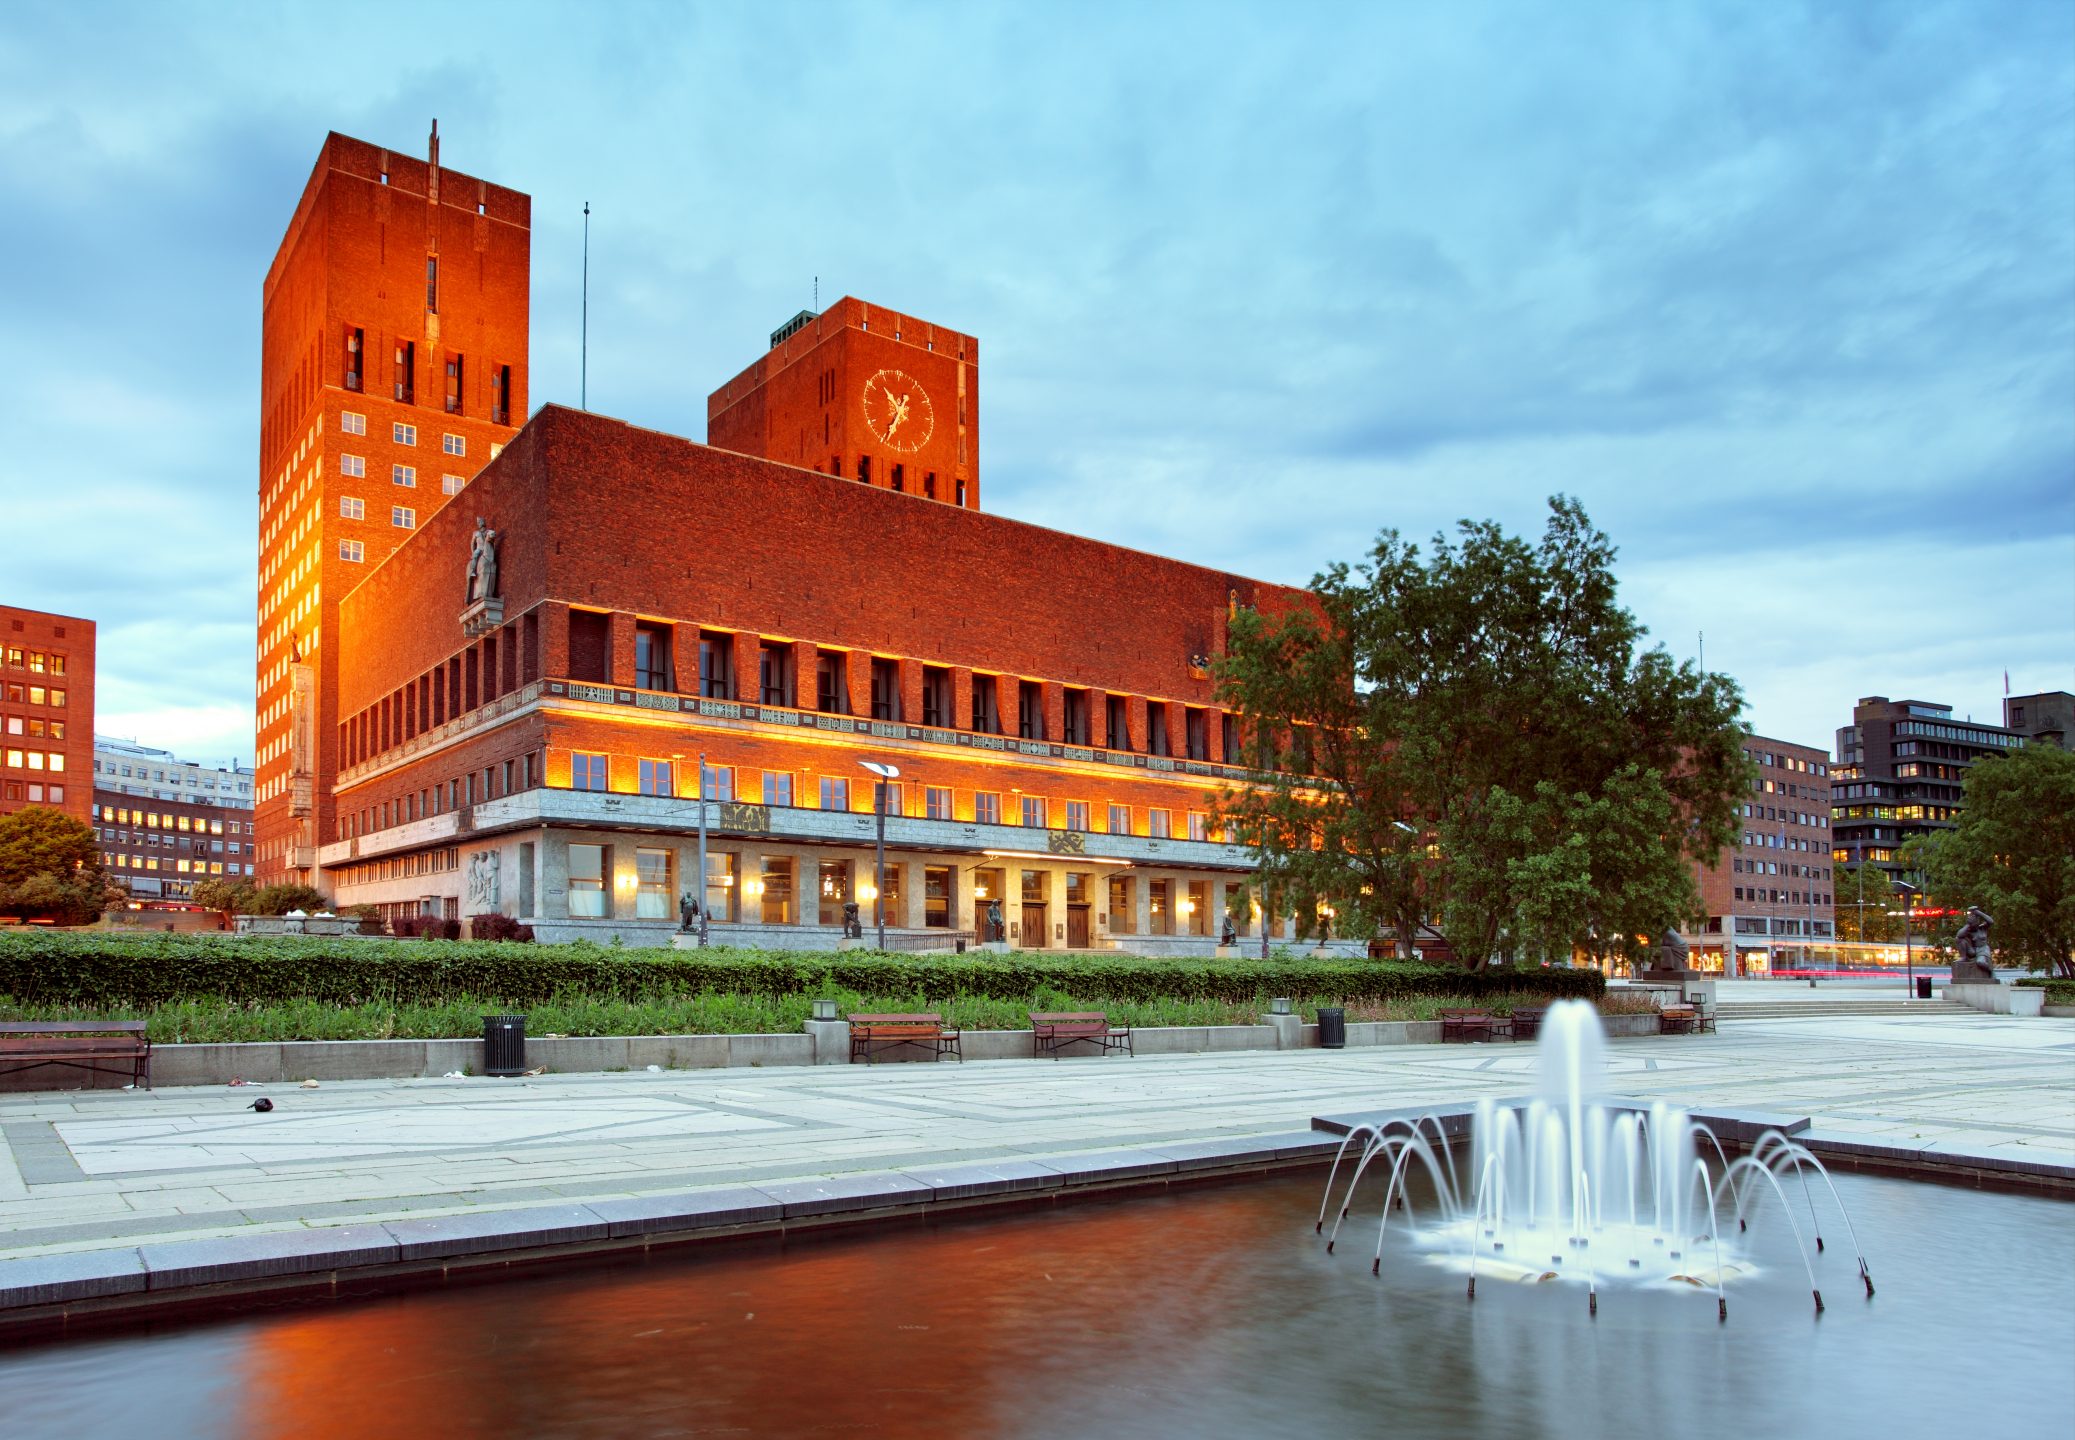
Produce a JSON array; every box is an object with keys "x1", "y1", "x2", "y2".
[
  {"x1": 1067, "y1": 904, "x2": 1091, "y2": 949},
  {"x1": 1022, "y1": 903, "x2": 1048, "y2": 948}
]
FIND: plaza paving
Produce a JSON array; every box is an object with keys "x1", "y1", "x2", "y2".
[{"x1": 2, "y1": 1009, "x2": 2069, "y2": 1277}]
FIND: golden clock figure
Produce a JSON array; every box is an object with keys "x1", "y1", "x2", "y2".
[{"x1": 861, "y1": 369, "x2": 935, "y2": 454}]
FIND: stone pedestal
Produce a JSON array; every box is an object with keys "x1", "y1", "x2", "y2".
[
  {"x1": 804, "y1": 1018, "x2": 852, "y2": 1064},
  {"x1": 1262, "y1": 1012, "x2": 1306, "y2": 1050},
  {"x1": 1950, "y1": 958, "x2": 1996, "y2": 986},
  {"x1": 979, "y1": 941, "x2": 1010, "y2": 955}
]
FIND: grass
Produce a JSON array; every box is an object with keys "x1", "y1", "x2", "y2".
[{"x1": 0, "y1": 989, "x2": 1645, "y2": 1043}]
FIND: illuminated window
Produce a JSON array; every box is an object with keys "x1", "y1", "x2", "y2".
[
  {"x1": 1021, "y1": 795, "x2": 1047, "y2": 828},
  {"x1": 571, "y1": 752, "x2": 608, "y2": 791},
  {"x1": 635, "y1": 847, "x2": 671, "y2": 919},
  {"x1": 819, "y1": 776, "x2": 850, "y2": 811},
  {"x1": 974, "y1": 791, "x2": 1000, "y2": 826},
  {"x1": 1064, "y1": 801, "x2": 1090, "y2": 831},
  {"x1": 925, "y1": 786, "x2": 953, "y2": 820},
  {"x1": 637, "y1": 758, "x2": 673, "y2": 797},
  {"x1": 339, "y1": 496, "x2": 364, "y2": 520},
  {"x1": 1107, "y1": 803, "x2": 1131, "y2": 834},
  {"x1": 1149, "y1": 808, "x2": 1172, "y2": 838},
  {"x1": 567, "y1": 843, "x2": 606, "y2": 917},
  {"x1": 700, "y1": 763, "x2": 734, "y2": 802},
  {"x1": 762, "y1": 772, "x2": 793, "y2": 806}
]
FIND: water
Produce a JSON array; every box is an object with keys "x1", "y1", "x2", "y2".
[{"x1": 1, "y1": 1169, "x2": 2067, "y2": 1440}]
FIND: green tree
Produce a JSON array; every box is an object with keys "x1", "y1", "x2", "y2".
[
  {"x1": 0, "y1": 806, "x2": 114, "y2": 924},
  {"x1": 1213, "y1": 497, "x2": 1749, "y2": 968},
  {"x1": 1914, "y1": 745, "x2": 2075, "y2": 976},
  {"x1": 191, "y1": 876, "x2": 257, "y2": 920},
  {"x1": 1832, "y1": 860, "x2": 1900, "y2": 947},
  {"x1": 248, "y1": 882, "x2": 332, "y2": 916}
]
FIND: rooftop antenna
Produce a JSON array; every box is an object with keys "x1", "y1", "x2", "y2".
[
  {"x1": 814, "y1": 275, "x2": 819, "y2": 310},
  {"x1": 581, "y1": 202, "x2": 591, "y2": 410},
  {"x1": 1698, "y1": 630, "x2": 1704, "y2": 673}
]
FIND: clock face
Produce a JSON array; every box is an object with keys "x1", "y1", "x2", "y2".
[{"x1": 861, "y1": 369, "x2": 935, "y2": 454}]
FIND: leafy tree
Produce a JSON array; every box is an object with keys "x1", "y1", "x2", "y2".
[
  {"x1": 1832, "y1": 860, "x2": 1900, "y2": 947},
  {"x1": 1913, "y1": 745, "x2": 2075, "y2": 977},
  {"x1": 1212, "y1": 497, "x2": 1749, "y2": 968},
  {"x1": 0, "y1": 807, "x2": 114, "y2": 924},
  {"x1": 248, "y1": 882, "x2": 332, "y2": 916},
  {"x1": 191, "y1": 877, "x2": 257, "y2": 920}
]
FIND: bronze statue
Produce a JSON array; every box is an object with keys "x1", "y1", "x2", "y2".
[
  {"x1": 1646, "y1": 928, "x2": 1690, "y2": 974},
  {"x1": 1952, "y1": 906, "x2": 1995, "y2": 984},
  {"x1": 1220, "y1": 918, "x2": 1237, "y2": 948},
  {"x1": 841, "y1": 900, "x2": 863, "y2": 940},
  {"x1": 678, "y1": 892, "x2": 701, "y2": 933},
  {"x1": 984, "y1": 898, "x2": 1004, "y2": 943}
]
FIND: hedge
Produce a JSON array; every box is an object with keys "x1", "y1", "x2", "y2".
[
  {"x1": 2015, "y1": 977, "x2": 2075, "y2": 1003},
  {"x1": 0, "y1": 930, "x2": 1605, "y2": 1009}
]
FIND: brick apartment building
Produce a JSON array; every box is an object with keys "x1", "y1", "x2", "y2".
[
  {"x1": 0, "y1": 605, "x2": 94, "y2": 825},
  {"x1": 254, "y1": 126, "x2": 529, "y2": 888},
  {"x1": 1683, "y1": 733, "x2": 1836, "y2": 976},
  {"x1": 319, "y1": 392, "x2": 1320, "y2": 950}
]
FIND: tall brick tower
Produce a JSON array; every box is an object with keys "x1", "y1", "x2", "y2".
[
  {"x1": 255, "y1": 125, "x2": 530, "y2": 886},
  {"x1": 706, "y1": 297, "x2": 979, "y2": 509}
]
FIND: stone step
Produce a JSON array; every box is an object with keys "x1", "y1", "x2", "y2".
[{"x1": 1716, "y1": 1001, "x2": 1973, "y2": 1019}]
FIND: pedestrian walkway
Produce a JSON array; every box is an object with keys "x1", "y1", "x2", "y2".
[{"x1": 3, "y1": 1012, "x2": 2068, "y2": 1278}]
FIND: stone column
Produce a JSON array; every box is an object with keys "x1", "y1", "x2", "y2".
[
  {"x1": 951, "y1": 667, "x2": 974, "y2": 732},
  {"x1": 1042, "y1": 682, "x2": 1065, "y2": 745},
  {"x1": 790, "y1": 640, "x2": 816, "y2": 712},
  {"x1": 1126, "y1": 695, "x2": 1150, "y2": 754},
  {"x1": 899, "y1": 658, "x2": 924, "y2": 728},
  {"x1": 608, "y1": 611, "x2": 638, "y2": 689}
]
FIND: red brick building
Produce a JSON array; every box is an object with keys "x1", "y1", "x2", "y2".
[
  {"x1": 1683, "y1": 732, "x2": 1836, "y2": 975},
  {"x1": 320, "y1": 394, "x2": 1320, "y2": 951},
  {"x1": 0, "y1": 605, "x2": 93, "y2": 825},
  {"x1": 254, "y1": 126, "x2": 530, "y2": 887},
  {"x1": 708, "y1": 297, "x2": 980, "y2": 510}
]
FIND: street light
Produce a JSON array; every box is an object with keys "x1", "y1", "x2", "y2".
[
  {"x1": 858, "y1": 760, "x2": 900, "y2": 949},
  {"x1": 1893, "y1": 878, "x2": 1919, "y2": 997},
  {"x1": 673, "y1": 751, "x2": 709, "y2": 947}
]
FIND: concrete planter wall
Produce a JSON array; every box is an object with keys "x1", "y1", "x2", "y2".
[{"x1": 1947, "y1": 983, "x2": 2045, "y2": 1017}]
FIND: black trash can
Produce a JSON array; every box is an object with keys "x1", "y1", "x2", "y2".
[
  {"x1": 1316, "y1": 1006, "x2": 1347, "y2": 1050},
  {"x1": 1915, "y1": 976, "x2": 1932, "y2": 1000},
  {"x1": 483, "y1": 1013, "x2": 528, "y2": 1077}
]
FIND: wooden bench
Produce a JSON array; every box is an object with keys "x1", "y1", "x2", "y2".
[
  {"x1": 1029, "y1": 1011, "x2": 1133, "y2": 1060},
  {"x1": 1658, "y1": 1006, "x2": 1698, "y2": 1035},
  {"x1": 1439, "y1": 1008, "x2": 1496, "y2": 1043},
  {"x1": 848, "y1": 1013, "x2": 962, "y2": 1065},
  {"x1": 0, "y1": 1021, "x2": 151, "y2": 1090},
  {"x1": 1505, "y1": 1005, "x2": 1548, "y2": 1042}
]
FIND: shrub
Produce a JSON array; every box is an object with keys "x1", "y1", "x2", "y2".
[
  {"x1": 469, "y1": 913, "x2": 535, "y2": 943},
  {"x1": 0, "y1": 930, "x2": 1605, "y2": 1010}
]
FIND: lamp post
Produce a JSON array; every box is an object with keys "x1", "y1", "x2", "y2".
[
  {"x1": 1893, "y1": 879, "x2": 1918, "y2": 996},
  {"x1": 859, "y1": 761, "x2": 900, "y2": 950},
  {"x1": 673, "y1": 751, "x2": 710, "y2": 947}
]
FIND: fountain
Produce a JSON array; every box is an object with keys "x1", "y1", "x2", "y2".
[{"x1": 1317, "y1": 999, "x2": 1873, "y2": 1318}]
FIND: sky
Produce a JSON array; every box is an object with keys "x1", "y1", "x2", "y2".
[{"x1": 1, "y1": 0, "x2": 2070, "y2": 767}]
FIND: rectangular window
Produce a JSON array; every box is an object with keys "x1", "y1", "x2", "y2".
[
  {"x1": 1064, "y1": 800, "x2": 1090, "y2": 831},
  {"x1": 341, "y1": 411, "x2": 367, "y2": 435},
  {"x1": 1108, "y1": 876, "x2": 1135, "y2": 934},
  {"x1": 1107, "y1": 803, "x2": 1131, "y2": 834},
  {"x1": 921, "y1": 666, "x2": 951, "y2": 728},
  {"x1": 443, "y1": 433, "x2": 466, "y2": 457},
  {"x1": 1187, "y1": 812, "x2": 1208, "y2": 842},
  {"x1": 1018, "y1": 682, "x2": 1044, "y2": 740},
  {"x1": 635, "y1": 847, "x2": 671, "y2": 919},
  {"x1": 340, "y1": 454, "x2": 366, "y2": 477},
  {"x1": 1106, "y1": 694, "x2": 1129, "y2": 751},
  {"x1": 762, "y1": 771, "x2": 793, "y2": 806},
  {"x1": 1148, "y1": 808, "x2": 1172, "y2": 838},
  {"x1": 444, "y1": 355, "x2": 463, "y2": 415},
  {"x1": 925, "y1": 785, "x2": 953, "y2": 821},
  {"x1": 870, "y1": 658, "x2": 900, "y2": 721},
  {"x1": 1185, "y1": 707, "x2": 1209, "y2": 761},
  {"x1": 339, "y1": 539, "x2": 365, "y2": 562},
  {"x1": 891, "y1": 463, "x2": 905, "y2": 493},
  {"x1": 761, "y1": 856, "x2": 795, "y2": 925},
  {"x1": 1063, "y1": 689, "x2": 1090, "y2": 746},
  {"x1": 426, "y1": 255, "x2": 439, "y2": 312},
  {"x1": 704, "y1": 851, "x2": 738, "y2": 922},
  {"x1": 1021, "y1": 795, "x2": 1047, "y2": 828},
  {"x1": 816, "y1": 651, "x2": 848, "y2": 714},
  {"x1": 1147, "y1": 702, "x2": 1171, "y2": 756},
  {"x1": 700, "y1": 763, "x2": 734, "y2": 802},
  {"x1": 339, "y1": 496, "x2": 364, "y2": 520},
  {"x1": 820, "y1": 776, "x2": 850, "y2": 811},
  {"x1": 393, "y1": 421, "x2": 417, "y2": 446},
  {"x1": 391, "y1": 505, "x2": 416, "y2": 528},
  {"x1": 344, "y1": 327, "x2": 364, "y2": 391},
  {"x1": 698, "y1": 632, "x2": 733, "y2": 699},
  {"x1": 1222, "y1": 718, "x2": 1241, "y2": 765},
  {"x1": 443, "y1": 474, "x2": 465, "y2": 495},
  {"x1": 393, "y1": 464, "x2": 416, "y2": 487},
  {"x1": 635, "y1": 623, "x2": 675, "y2": 691},
  {"x1": 637, "y1": 758, "x2": 673, "y2": 797},
  {"x1": 925, "y1": 866, "x2": 951, "y2": 927},
  {"x1": 567, "y1": 843, "x2": 606, "y2": 918},
  {"x1": 571, "y1": 752, "x2": 608, "y2": 791},
  {"x1": 760, "y1": 644, "x2": 795, "y2": 708},
  {"x1": 971, "y1": 675, "x2": 1001, "y2": 734},
  {"x1": 492, "y1": 364, "x2": 512, "y2": 426},
  {"x1": 974, "y1": 791, "x2": 1000, "y2": 826}
]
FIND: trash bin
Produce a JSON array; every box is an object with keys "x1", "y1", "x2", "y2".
[
  {"x1": 483, "y1": 1013, "x2": 528, "y2": 1076},
  {"x1": 1915, "y1": 976, "x2": 1932, "y2": 1000},
  {"x1": 1317, "y1": 1006, "x2": 1347, "y2": 1050}
]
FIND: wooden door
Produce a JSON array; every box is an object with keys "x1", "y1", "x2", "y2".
[
  {"x1": 1021, "y1": 903, "x2": 1048, "y2": 948},
  {"x1": 1067, "y1": 905, "x2": 1091, "y2": 949}
]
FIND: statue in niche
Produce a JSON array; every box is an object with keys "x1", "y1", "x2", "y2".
[
  {"x1": 1951, "y1": 906, "x2": 1995, "y2": 985},
  {"x1": 841, "y1": 900, "x2": 863, "y2": 939},
  {"x1": 466, "y1": 517, "x2": 501, "y2": 604}
]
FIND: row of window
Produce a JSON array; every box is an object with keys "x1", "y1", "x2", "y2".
[
  {"x1": 336, "y1": 456, "x2": 468, "y2": 493},
  {"x1": 341, "y1": 330, "x2": 513, "y2": 424},
  {"x1": 4, "y1": 716, "x2": 62, "y2": 740},
  {"x1": 339, "y1": 412, "x2": 469, "y2": 454},
  {"x1": 2, "y1": 648, "x2": 67, "y2": 675},
  {"x1": 106, "y1": 855, "x2": 247, "y2": 876},
  {"x1": 4, "y1": 748, "x2": 66, "y2": 772},
  {"x1": 93, "y1": 807, "x2": 244, "y2": 835},
  {"x1": 1732, "y1": 857, "x2": 1828, "y2": 880},
  {"x1": 339, "y1": 755, "x2": 538, "y2": 840},
  {"x1": 1746, "y1": 748, "x2": 1826, "y2": 777},
  {"x1": 565, "y1": 754, "x2": 1218, "y2": 840},
  {"x1": 1743, "y1": 803, "x2": 1826, "y2": 829},
  {"x1": 3, "y1": 684, "x2": 66, "y2": 708},
  {"x1": 1733, "y1": 887, "x2": 1831, "y2": 907},
  {"x1": 2, "y1": 781, "x2": 64, "y2": 805}
]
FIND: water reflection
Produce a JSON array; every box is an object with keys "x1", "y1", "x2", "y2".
[{"x1": 2, "y1": 1172, "x2": 2068, "y2": 1439}]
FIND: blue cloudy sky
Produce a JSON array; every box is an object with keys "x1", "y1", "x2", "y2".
[{"x1": 1, "y1": 0, "x2": 2069, "y2": 765}]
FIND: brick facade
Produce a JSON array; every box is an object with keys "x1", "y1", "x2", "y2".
[
  {"x1": 1684, "y1": 733, "x2": 1836, "y2": 975},
  {"x1": 254, "y1": 127, "x2": 530, "y2": 887},
  {"x1": 0, "y1": 605, "x2": 94, "y2": 826}
]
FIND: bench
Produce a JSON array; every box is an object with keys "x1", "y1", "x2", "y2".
[
  {"x1": 848, "y1": 1013, "x2": 962, "y2": 1065},
  {"x1": 1029, "y1": 1011, "x2": 1133, "y2": 1060},
  {"x1": 1439, "y1": 1008, "x2": 1496, "y2": 1043},
  {"x1": 0, "y1": 1021, "x2": 151, "y2": 1090},
  {"x1": 1505, "y1": 1005, "x2": 1547, "y2": 1042},
  {"x1": 1658, "y1": 1006, "x2": 1698, "y2": 1035}
]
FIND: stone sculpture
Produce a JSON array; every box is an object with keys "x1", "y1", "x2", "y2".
[
  {"x1": 465, "y1": 850, "x2": 499, "y2": 910},
  {"x1": 985, "y1": 898, "x2": 1004, "y2": 943},
  {"x1": 1951, "y1": 906, "x2": 1995, "y2": 985},
  {"x1": 1645, "y1": 928, "x2": 1690, "y2": 975},
  {"x1": 466, "y1": 517, "x2": 500, "y2": 603},
  {"x1": 842, "y1": 900, "x2": 863, "y2": 939}
]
